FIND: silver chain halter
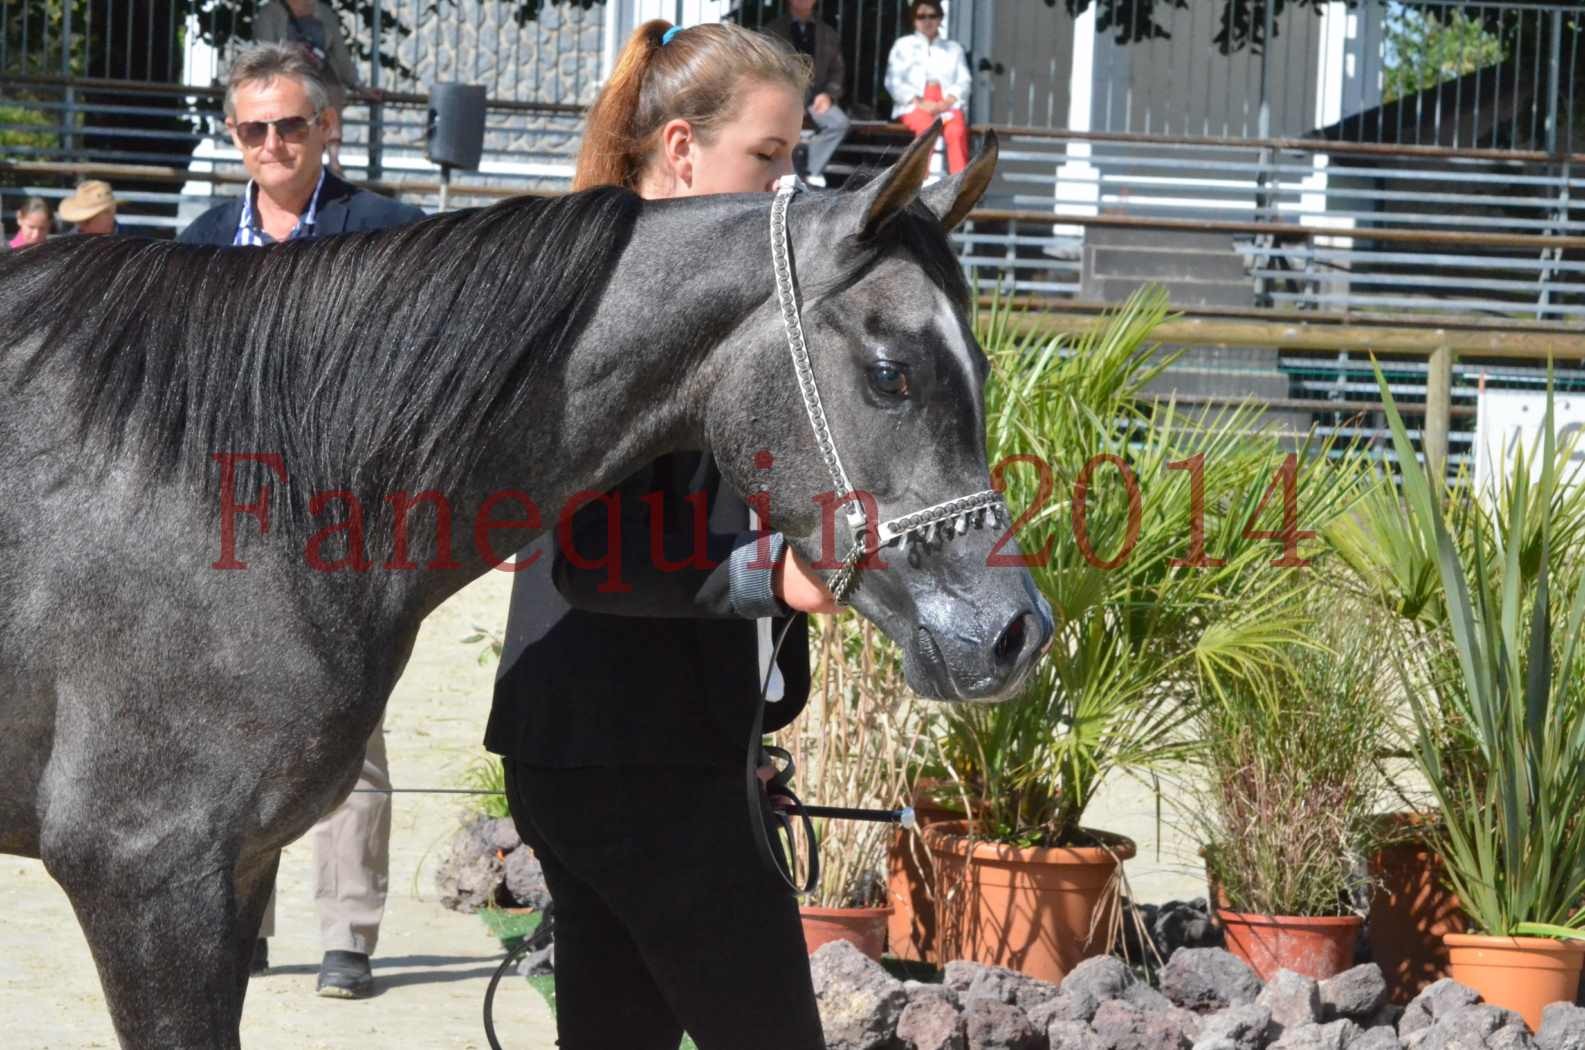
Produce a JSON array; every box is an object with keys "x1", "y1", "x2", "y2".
[{"x1": 767, "y1": 174, "x2": 1007, "y2": 605}]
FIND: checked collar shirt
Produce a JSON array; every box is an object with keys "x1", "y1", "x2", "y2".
[{"x1": 233, "y1": 168, "x2": 327, "y2": 246}]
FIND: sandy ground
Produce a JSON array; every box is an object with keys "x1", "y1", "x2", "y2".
[{"x1": 0, "y1": 572, "x2": 1203, "y2": 1049}]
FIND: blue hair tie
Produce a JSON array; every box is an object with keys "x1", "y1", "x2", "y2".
[{"x1": 661, "y1": 25, "x2": 682, "y2": 45}]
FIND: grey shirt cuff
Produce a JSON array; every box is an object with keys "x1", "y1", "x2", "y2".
[{"x1": 728, "y1": 532, "x2": 791, "y2": 620}]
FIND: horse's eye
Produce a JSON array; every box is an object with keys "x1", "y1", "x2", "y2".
[{"x1": 868, "y1": 362, "x2": 909, "y2": 399}]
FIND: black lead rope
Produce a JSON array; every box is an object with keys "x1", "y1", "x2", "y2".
[
  {"x1": 483, "y1": 938, "x2": 537, "y2": 1050},
  {"x1": 747, "y1": 617, "x2": 913, "y2": 894},
  {"x1": 749, "y1": 617, "x2": 821, "y2": 895}
]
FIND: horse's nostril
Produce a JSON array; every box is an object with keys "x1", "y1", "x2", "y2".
[{"x1": 993, "y1": 613, "x2": 1028, "y2": 666}]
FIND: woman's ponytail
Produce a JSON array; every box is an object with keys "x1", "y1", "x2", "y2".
[
  {"x1": 573, "y1": 20, "x2": 670, "y2": 191},
  {"x1": 572, "y1": 20, "x2": 810, "y2": 192}
]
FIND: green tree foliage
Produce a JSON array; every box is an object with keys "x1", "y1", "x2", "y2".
[
  {"x1": 1054, "y1": 0, "x2": 1569, "y2": 67},
  {"x1": 1382, "y1": 6, "x2": 1505, "y2": 104}
]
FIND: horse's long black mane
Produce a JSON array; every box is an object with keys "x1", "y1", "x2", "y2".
[{"x1": 4, "y1": 188, "x2": 640, "y2": 540}]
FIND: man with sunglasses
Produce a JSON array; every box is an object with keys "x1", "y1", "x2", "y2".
[
  {"x1": 180, "y1": 42, "x2": 421, "y2": 248},
  {"x1": 178, "y1": 43, "x2": 422, "y2": 1002}
]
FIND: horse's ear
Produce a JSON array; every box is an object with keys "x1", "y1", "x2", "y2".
[
  {"x1": 855, "y1": 121, "x2": 944, "y2": 240},
  {"x1": 919, "y1": 129, "x2": 999, "y2": 232}
]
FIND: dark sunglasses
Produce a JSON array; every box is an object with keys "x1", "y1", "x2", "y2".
[
  {"x1": 231, "y1": 113, "x2": 320, "y2": 147},
  {"x1": 915, "y1": 12, "x2": 942, "y2": 21}
]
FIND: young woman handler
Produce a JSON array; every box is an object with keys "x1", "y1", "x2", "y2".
[{"x1": 486, "y1": 21, "x2": 837, "y2": 1050}]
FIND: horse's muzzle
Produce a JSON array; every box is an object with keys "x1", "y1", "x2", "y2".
[{"x1": 912, "y1": 589, "x2": 1051, "y2": 703}]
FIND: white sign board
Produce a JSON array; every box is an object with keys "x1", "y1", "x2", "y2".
[{"x1": 1472, "y1": 388, "x2": 1585, "y2": 495}]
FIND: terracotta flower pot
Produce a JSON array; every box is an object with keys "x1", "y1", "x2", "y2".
[
  {"x1": 1366, "y1": 814, "x2": 1467, "y2": 1004},
  {"x1": 885, "y1": 782, "x2": 964, "y2": 964},
  {"x1": 799, "y1": 905, "x2": 892, "y2": 962},
  {"x1": 927, "y1": 820, "x2": 1135, "y2": 984},
  {"x1": 1444, "y1": 933, "x2": 1585, "y2": 1032},
  {"x1": 1216, "y1": 910, "x2": 1364, "y2": 982}
]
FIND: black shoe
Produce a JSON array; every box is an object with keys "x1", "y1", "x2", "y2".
[
  {"x1": 316, "y1": 950, "x2": 374, "y2": 999},
  {"x1": 249, "y1": 938, "x2": 269, "y2": 975}
]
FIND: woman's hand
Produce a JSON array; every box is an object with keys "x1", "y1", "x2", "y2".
[{"x1": 773, "y1": 546, "x2": 840, "y2": 615}]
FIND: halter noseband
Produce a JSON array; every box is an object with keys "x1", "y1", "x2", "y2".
[{"x1": 768, "y1": 174, "x2": 1006, "y2": 604}]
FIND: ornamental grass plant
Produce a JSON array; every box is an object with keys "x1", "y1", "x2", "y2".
[{"x1": 1189, "y1": 591, "x2": 1394, "y2": 917}]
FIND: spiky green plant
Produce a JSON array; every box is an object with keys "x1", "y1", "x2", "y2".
[
  {"x1": 1327, "y1": 423, "x2": 1585, "y2": 632},
  {"x1": 1325, "y1": 385, "x2": 1585, "y2": 823},
  {"x1": 461, "y1": 755, "x2": 512, "y2": 820},
  {"x1": 1375, "y1": 360, "x2": 1585, "y2": 940},
  {"x1": 1325, "y1": 460, "x2": 1485, "y2": 626}
]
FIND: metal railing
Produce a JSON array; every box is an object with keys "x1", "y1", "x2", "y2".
[
  {"x1": 0, "y1": 75, "x2": 587, "y2": 224},
  {"x1": 1002, "y1": 0, "x2": 1585, "y2": 152},
  {"x1": 1000, "y1": 302, "x2": 1585, "y2": 480},
  {"x1": 808, "y1": 124, "x2": 1584, "y2": 321},
  {"x1": 1, "y1": 0, "x2": 606, "y2": 194},
  {"x1": 9, "y1": 75, "x2": 1585, "y2": 440}
]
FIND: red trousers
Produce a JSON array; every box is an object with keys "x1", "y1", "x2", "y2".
[{"x1": 900, "y1": 82, "x2": 969, "y2": 173}]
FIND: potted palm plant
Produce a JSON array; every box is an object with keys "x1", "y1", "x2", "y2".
[
  {"x1": 774, "y1": 616, "x2": 927, "y2": 961},
  {"x1": 918, "y1": 290, "x2": 1360, "y2": 983},
  {"x1": 1186, "y1": 591, "x2": 1393, "y2": 981},
  {"x1": 1375, "y1": 364, "x2": 1585, "y2": 1031}
]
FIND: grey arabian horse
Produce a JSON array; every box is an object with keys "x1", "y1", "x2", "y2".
[{"x1": 0, "y1": 126, "x2": 1048, "y2": 1048}]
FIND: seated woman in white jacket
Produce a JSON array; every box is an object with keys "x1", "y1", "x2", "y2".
[{"x1": 884, "y1": 0, "x2": 973, "y2": 173}]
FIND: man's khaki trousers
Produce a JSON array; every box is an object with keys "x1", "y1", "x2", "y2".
[{"x1": 260, "y1": 719, "x2": 391, "y2": 955}]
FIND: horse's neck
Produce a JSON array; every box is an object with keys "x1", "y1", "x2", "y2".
[{"x1": 394, "y1": 202, "x2": 768, "y2": 618}]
